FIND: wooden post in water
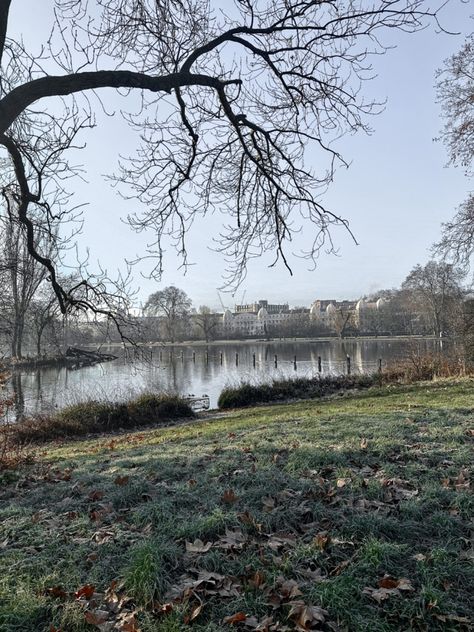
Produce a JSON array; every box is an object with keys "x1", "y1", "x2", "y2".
[
  {"x1": 220, "y1": 352, "x2": 223, "y2": 365},
  {"x1": 205, "y1": 350, "x2": 209, "y2": 364},
  {"x1": 192, "y1": 351, "x2": 196, "y2": 363},
  {"x1": 274, "y1": 354, "x2": 278, "y2": 368},
  {"x1": 181, "y1": 350, "x2": 184, "y2": 362},
  {"x1": 294, "y1": 355, "x2": 297, "y2": 370},
  {"x1": 159, "y1": 350, "x2": 163, "y2": 361},
  {"x1": 253, "y1": 353, "x2": 256, "y2": 368},
  {"x1": 346, "y1": 355, "x2": 351, "y2": 375},
  {"x1": 378, "y1": 358, "x2": 382, "y2": 373},
  {"x1": 236, "y1": 353, "x2": 239, "y2": 366},
  {"x1": 318, "y1": 356, "x2": 322, "y2": 373}
]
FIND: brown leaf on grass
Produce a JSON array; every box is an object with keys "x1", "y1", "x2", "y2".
[
  {"x1": 188, "y1": 479, "x2": 197, "y2": 487},
  {"x1": 114, "y1": 475, "x2": 129, "y2": 486},
  {"x1": 288, "y1": 601, "x2": 327, "y2": 631},
  {"x1": 46, "y1": 586, "x2": 68, "y2": 599},
  {"x1": 266, "y1": 534, "x2": 296, "y2": 552},
  {"x1": 116, "y1": 611, "x2": 141, "y2": 631},
  {"x1": 364, "y1": 576, "x2": 414, "y2": 603},
  {"x1": 243, "y1": 615, "x2": 282, "y2": 631},
  {"x1": 454, "y1": 469, "x2": 470, "y2": 490},
  {"x1": 75, "y1": 584, "x2": 96, "y2": 600},
  {"x1": 223, "y1": 612, "x2": 247, "y2": 625},
  {"x1": 84, "y1": 609, "x2": 109, "y2": 626},
  {"x1": 222, "y1": 489, "x2": 238, "y2": 504},
  {"x1": 217, "y1": 529, "x2": 247, "y2": 551},
  {"x1": 185, "y1": 539, "x2": 213, "y2": 554},
  {"x1": 336, "y1": 478, "x2": 348, "y2": 488},
  {"x1": 381, "y1": 478, "x2": 418, "y2": 501},
  {"x1": 314, "y1": 532, "x2": 331, "y2": 551},
  {"x1": 248, "y1": 570, "x2": 266, "y2": 589},
  {"x1": 387, "y1": 577, "x2": 414, "y2": 592},
  {"x1": 237, "y1": 511, "x2": 262, "y2": 532},
  {"x1": 360, "y1": 438, "x2": 369, "y2": 449},
  {"x1": 378, "y1": 576, "x2": 400, "y2": 589}
]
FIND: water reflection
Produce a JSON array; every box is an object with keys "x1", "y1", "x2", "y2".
[{"x1": 5, "y1": 338, "x2": 443, "y2": 418}]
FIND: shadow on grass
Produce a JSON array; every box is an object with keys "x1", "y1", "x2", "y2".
[{"x1": 1, "y1": 405, "x2": 473, "y2": 631}]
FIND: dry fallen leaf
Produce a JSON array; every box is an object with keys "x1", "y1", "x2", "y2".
[
  {"x1": 364, "y1": 576, "x2": 414, "y2": 603},
  {"x1": 46, "y1": 586, "x2": 68, "y2": 600},
  {"x1": 75, "y1": 584, "x2": 96, "y2": 600},
  {"x1": 222, "y1": 489, "x2": 238, "y2": 504},
  {"x1": 314, "y1": 532, "x2": 331, "y2": 551},
  {"x1": 288, "y1": 600, "x2": 327, "y2": 631},
  {"x1": 223, "y1": 612, "x2": 247, "y2": 625},
  {"x1": 84, "y1": 609, "x2": 109, "y2": 626},
  {"x1": 185, "y1": 539, "x2": 213, "y2": 554}
]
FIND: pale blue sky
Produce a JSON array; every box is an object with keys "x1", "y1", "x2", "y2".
[{"x1": 8, "y1": 1, "x2": 474, "y2": 310}]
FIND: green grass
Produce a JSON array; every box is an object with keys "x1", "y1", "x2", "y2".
[{"x1": 0, "y1": 378, "x2": 473, "y2": 631}]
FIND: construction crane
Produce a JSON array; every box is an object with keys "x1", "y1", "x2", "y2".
[{"x1": 217, "y1": 291, "x2": 228, "y2": 312}]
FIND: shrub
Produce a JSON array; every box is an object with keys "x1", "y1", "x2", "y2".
[
  {"x1": 218, "y1": 374, "x2": 375, "y2": 409},
  {"x1": 8, "y1": 393, "x2": 195, "y2": 444},
  {"x1": 382, "y1": 352, "x2": 470, "y2": 384}
]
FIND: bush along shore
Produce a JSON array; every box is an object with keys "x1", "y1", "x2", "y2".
[
  {"x1": 218, "y1": 374, "x2": 375, "y2": 409},
  {"x1": 0, "y1": 378, "x2": 473, "y2": 631},
  {"x1": 218, "y1": 354, "x2": 472, "y2": 409},
  {"x1": 2, "y1": 393, "x2": 195, "y2": 445}
]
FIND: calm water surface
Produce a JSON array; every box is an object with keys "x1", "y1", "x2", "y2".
[{"x1": 6, "y1": 337, "x2": 444, "y2": 419}]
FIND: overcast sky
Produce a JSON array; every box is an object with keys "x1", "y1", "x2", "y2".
[{"x1": 9, "y1": 1, "x2": 474, "y2": 311}]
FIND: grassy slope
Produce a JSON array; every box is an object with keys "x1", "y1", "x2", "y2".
[{"x1": 0, "y1": 379, "x2": 473, "y2": 631}]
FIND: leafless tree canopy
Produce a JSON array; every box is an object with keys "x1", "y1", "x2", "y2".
[
  {"x1": 435, "y1": 31, "x2": 474, "y2": 268},
  {"x1": 0, "y1": 0, "x2": 444, "y2": 316}
]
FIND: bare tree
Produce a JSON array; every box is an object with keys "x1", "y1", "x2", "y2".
[
  {"x1": 0, "y1": 199, "x2": 57, "y2": 358},
  {"x1": 195, "y1": 305, "x2": 218, "y2": 343},
  {"x1": 0, "y1": 0, "x2": 445, "y2": 319},
  {"x1": 402, "y1": 260, "x2": 465, "y2": 337},
  {"x1": 28, "y1": 282, "x2": 62, "y2": 356},
  {"x1": 327, "y1": 303, "x2": 358, "y2": 339},
  {"x1": 144, "y1": 286, "x2": 192, "y2": 343},
  {"x1": 435, "y1": 31, "x2": 474, "y2": 267}
]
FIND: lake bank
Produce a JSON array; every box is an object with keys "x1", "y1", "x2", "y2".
[
  {"x1": 2, "y1": 337, "x2": 451, "y2": 420},
  {"x1": 1, "y1": 378, "x2": 472, "y2": 631}
]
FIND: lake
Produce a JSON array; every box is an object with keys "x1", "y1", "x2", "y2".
[{"x1": 5, "y1": 337, "x2": 444, "y2": 420}]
